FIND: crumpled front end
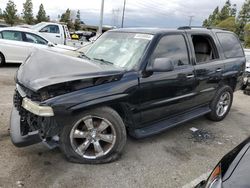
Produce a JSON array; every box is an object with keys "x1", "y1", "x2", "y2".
[{"x1": 10, "y1": 85, "x2": 59, "y2": 148}]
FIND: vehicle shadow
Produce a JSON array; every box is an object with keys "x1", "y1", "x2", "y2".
[{"x1": 2, "y1": 63, "x2": 20, "y2": 68}]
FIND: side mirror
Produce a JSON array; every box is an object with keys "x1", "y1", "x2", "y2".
[
  {"x1": 47, "y1": 42, "x2": 54, "y2": 47},
  {"x1": 148, "y1": 58, "x2": 174, "y2": 72}
]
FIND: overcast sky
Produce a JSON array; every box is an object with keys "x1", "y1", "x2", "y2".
[{"x1": 0, "y1": 0, "x2": 246, "y2": 27}]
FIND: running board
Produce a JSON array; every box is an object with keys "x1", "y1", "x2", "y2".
[{"x1": 131, "y1": 106, "x2": 211, "y2": 138}]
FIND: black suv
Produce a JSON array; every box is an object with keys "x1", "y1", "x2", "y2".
[{"x1": 10, "y1": 27, "x2": 245, "y2": 164}]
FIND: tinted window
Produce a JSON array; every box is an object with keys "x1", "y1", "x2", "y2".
[
  {"x1": 24, "y1": 33, "x2": 48, "y2": 45},
  {"x1": 151, "y1": 35, "x2": 189, "y2": 67},
  {"x1": 40, "y1": 25, "x2": 59, "y2": 34},
  {"x1": 2, "y1": 31, "x2": 22, "y2": 41},
  {"x1": 217, "y1": 33, "x2": 244, "y2": 58}
]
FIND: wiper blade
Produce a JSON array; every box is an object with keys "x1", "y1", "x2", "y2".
[
  {"x1": 79, "y1": 52, "x2": 91, "y2": 60},
  {"x1": 93, "y1": 58, "x2": 113, "y2": 65}
]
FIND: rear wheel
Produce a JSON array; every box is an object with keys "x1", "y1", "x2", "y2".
[
  {"x1": 0, "y1": 53, "x2": 5, "y2": 67},
  {"x1": 60, "y1": 107, "x2": 127, "y2": 164},
  {"x1": 206, "y1": 86, "x2": 233, "y2": 121}
]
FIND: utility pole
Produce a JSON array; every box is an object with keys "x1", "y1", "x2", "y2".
[
  {"x1": 121, "y1": 0, "x2": 126, "y2": 28},
  {"x1": 188, "y1": 16, "x2": 194, "y2": 26},
  {"x1": 98, "y1": 0, "x2": 104, "y2": 35}
]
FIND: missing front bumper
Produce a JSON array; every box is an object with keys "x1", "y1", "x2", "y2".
[{"x1": 9, "y1": 107, "x2": 42, "y2": 147}]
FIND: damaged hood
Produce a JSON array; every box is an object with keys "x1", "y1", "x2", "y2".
[{"x1": 17, "y1": 49, "x2": 125, "y2": 91}]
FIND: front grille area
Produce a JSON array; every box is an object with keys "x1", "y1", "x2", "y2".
[
  {"x1": 13, "y1": 89, "x2": 22, "y2": 111},
  {"x1": 13, "y1": 90, "x2": 42, "y2": 135},
  {"x1": 13, "y1": 89, "x2": 58, "y2": 138}
]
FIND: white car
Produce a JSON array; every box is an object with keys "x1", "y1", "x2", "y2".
[
  {"x1": 245, "y1": 49, "x2": 250, "y2": 72},
  {"x1": 243, "y1": 49, "x2": 250, "y2": 89},
  {"x1": 0, "y1": 27, "x2": 76, "y2": 66}
]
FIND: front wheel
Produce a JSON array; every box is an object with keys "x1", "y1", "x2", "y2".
[
  {"x1": 0, "y1": 53, "x2": 5, "y2": 67},
  {"x1": 206, "y1": 86, "x2": 233, "y2": 121},
  {"x1": 60, "y1": 107, "x2": 127, "y2": 164}
]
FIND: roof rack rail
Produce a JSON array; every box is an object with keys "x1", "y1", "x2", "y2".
[
  {"x1": 178, "y1": 26, "x2": 228, "y2": 31},
  {"x1": 178, "y1": 26, "x2": 205, "y2": 30}
]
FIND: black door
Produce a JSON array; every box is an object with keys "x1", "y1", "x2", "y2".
[
  {"x1": 188, "y1": 33, "x2": 225, "y2": 105},
  {"x1": 138, "y1": 34, "x2": 197, "y2": 125}
]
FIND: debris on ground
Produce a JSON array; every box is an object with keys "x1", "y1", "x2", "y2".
[
  {"x1": 16, "y1": 180, "x2": 24, "y2": 187},
  {"x1": 189, "y1": 127, "x2": 215, "y2": 143}
]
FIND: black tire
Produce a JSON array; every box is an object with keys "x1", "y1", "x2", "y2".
[
  {"x1": 60, "y1": 106, "x2": 127, "y2": 164},
  {"x1": 206, "y1": 85, "x2": 233, "y2": 121},
  {"x1": 0, "y1": 53, "x2": 5, "y2": 67}
]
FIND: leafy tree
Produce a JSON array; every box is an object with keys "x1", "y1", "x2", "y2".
[
  {"x1": 0, "y1": 8, "x2": 3, "y2": 19},
  {"x1": 217, "y1": 17, "x2": 237, "y2": 32},
  {"x1": 36, "y1": 4, "x2": 48, "y2": 23},
  {"x1": 219, "y1": 0, "x2": 231, "y2": 21},
  {"x1": 203, "y1": 6, "x2": 220, "y2": 27},
  {"x1": 23, "y1": 0, "x2": 34, "y2": 24},
  {"x1": 237, "y1": 0, "x2": 250, "y2": 40},
  {"x1": 74, "y1": 10, "x2": 81, "y2": 31},
  {"x1": 231, "y1": 4, "x2": 237, "y2": 17},
  {"x1": 244, "y1": 23, "x2": 250, "y2": 47},
  {"x1": 60, "y1": 9, "x2": 74, "y2": 29},
  {"x1": 60, "y1": 8, "x2": 70, "y2": 23},
  {"x1": 3, "y1": 0, "x2": 18, "y2": 26}
]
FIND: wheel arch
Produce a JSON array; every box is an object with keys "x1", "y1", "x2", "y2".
[
  {"x1": 0, "y1": 51, "x2": 6, "y2": 64},
  {"x1": 66, "y1": 94, "x2": 136, "y2": 129},
  {"x1": 220, "y1": 77, "x2": 237, "y2": 91}
]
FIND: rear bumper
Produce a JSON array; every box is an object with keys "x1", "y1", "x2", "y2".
[{"x1": 10, "y1": 107, "x2": 41, "y2": 147}]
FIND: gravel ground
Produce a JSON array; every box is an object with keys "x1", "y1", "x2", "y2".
[{"x1": 0, "y1": 65, "x2": 249, "y2": 188}]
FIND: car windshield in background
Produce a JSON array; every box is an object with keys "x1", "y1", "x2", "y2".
[
  {"x1": 246, "y1": 54, "x2": 250, "y2": 62},
  {"x1": 85, "y1": 32, "x2": 153, "y2": 69}
]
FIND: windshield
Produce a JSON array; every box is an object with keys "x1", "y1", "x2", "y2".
[
  {"x1": 31, "y1": 22, "x2": 45, "y2": 30},
  {"x1": 85, "y1": 32, "x2": 153, "y2": 69},
  {"x1": 246, "y1": 54, "x2": 250, "y2": 62}
]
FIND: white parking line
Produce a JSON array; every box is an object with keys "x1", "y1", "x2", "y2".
[{"x1": 181, "y1": 171, "x2": 211, "y2": 188}]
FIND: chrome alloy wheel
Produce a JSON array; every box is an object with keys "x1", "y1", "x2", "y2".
[
  {"x1": 70, "y1": 115, "x2": 117, "y2": 159},
  {"x1": 216, "y1": 91, "x2": 231, "y2": 117}
]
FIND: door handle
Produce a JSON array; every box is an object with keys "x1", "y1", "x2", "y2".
[
  {"x1": 186, "y1": 74, "x2": 195, "y2": 79},
  {"x1": 56, "y1": 35, "x2": 60, "y2": 38},
  {"x1": 216, "y1": 68, "x2": 222, "y2": 72}
]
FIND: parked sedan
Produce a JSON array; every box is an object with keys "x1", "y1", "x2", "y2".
[
  {"x1": 196, "y1": 137, "x2": 250, "y2": 188},
  {"x1": 0, "y1": 27, "x2": 76, "y2": 66}
]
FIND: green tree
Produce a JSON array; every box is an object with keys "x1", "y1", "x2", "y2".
[
  {"x1": 60, "y1": 9, "x2": 74, "y2": 29},
  {"x1": 203, "y1": 6, "x2": 220, "y2": 27},
  {"x1": 36, "y1": 4, "x2": 48, "y2": 23},
  {"x1": 74, "y1": 10, "x2": 81, "y2": 31},
  {"x1": 3, "y1": 0, "x2": 18, "y2": 26},
  {"x1": 231, "y1": 4, "x2": 237, "y2": 17},
  {"x1": 217, "y1": 17, "x2": 237, "y2": 32},
  {"x1": 237, "y1": 0, "x2": 250, "y2": 40},
  {"x1": 244, "y1": 23, "x2": 250, "y2": 47},
  {"x1": 23, "y1": 0, "x2": 34, "y2": 24},
  {"x1": 219, "y1": 0, "x2": 231, "y2": 21},
  {"x1": 0, "y1": 8, "x2": 3, "y2": 19}
]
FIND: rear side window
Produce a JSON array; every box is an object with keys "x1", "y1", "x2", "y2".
[
  {"x1": 151, "y1": 34, "x2": 189, "y2": 67},
  {"x1": 24, "y1": 33, "x2": 48, "y2": 45},
  {"x1": 216, "y1": 33, "x2": 244, "y2": 58},
  {"x1": 1, "y1": 31, "x2": 22, "y2": 41}
]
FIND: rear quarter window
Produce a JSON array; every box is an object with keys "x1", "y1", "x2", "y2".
[{"x1": 216, "y1": 32, "x2": 244, "y2": 58}]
